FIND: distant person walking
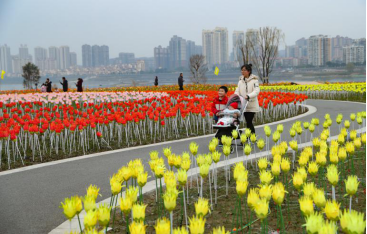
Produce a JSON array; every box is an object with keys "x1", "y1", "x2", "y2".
[
  {"x1": 45, "y1": 78, "x2": 52, "y2": 93},
  {"x1": 76, "y1": 78, "x2": 83, "y2": 92},
  {"x1": 60, "y1": 77, "x2": 68, "y2": 92},
  {"x1": 154, "y1": 76, "x2": 158, "y2": 86},
  {"x1": 178, "y1": 73, "x2": 184, "y2": 90}
]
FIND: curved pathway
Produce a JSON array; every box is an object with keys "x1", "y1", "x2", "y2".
[{"x1": 0, "y1": 100, "x2": 365, "y2": 234}]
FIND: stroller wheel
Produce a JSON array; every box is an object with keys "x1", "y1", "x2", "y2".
[{"x1": 230, "y1": 146, "x2": 234, "y2": 154}]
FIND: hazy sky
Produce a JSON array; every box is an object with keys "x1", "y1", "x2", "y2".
[{"x1": 0, "y1": 0, "x2": 365, "y2": 63}]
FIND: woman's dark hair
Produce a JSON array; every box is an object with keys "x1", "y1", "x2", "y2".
[
  {"x1": 241, "y1": 64, "x2": 252, "y2": 75},
  {"x1": 218, "y1": 86, "x2": 228, "y2": 93}
]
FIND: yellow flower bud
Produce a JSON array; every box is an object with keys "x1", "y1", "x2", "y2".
[
  {"x1": 155, "y1": 217, "x2": 170, "y2": 234},
  {"x1": 189, "y1": 142, "x2": 198, "y2": 156},
  {"x1": 189, "y1": 215, "x2": 205, "y2": 234},
  {"x1": 244, "y1": 144, "x2": 251, "y2": 156},
  {"x1": 173, "y1": 227, "x2": 188, "y2": 234},
  {"x1": 259, "y1": 184, "x2": 273, "y2": 201},
  {"x1": 324, "y1": 200, "x2": 340, "y2": 221},
  {"x1": 304, "y1": 212, "x2": 323, "y2": 234},
  {"x1": 292, "y1": 172, "x2": 304, "y2": 191},
  {"x1": 326, "y1": 164, "x2": 339, "y2": 186},
  {"x1": 272, "y1": 131, "x2": 280, "y2": 143},
  {"x1": 181, "y1": 159, "x2": 191, "y2": 171},
  {"x1": 84, "y1": 209, "x2": 98, "y2": 229},
  {"x1": 247, "y1": 188, "x2": 260, "y2": 210},
  {"x1": 120, "y1": 196, "x2": 132, "y2": 215},
  {"x1": 195, "y1": 197, "x2": 210, "y2": 217},
  {"x1": 344, "y1": 120, "x2": 350, "y2": 129},
  {"x1": 297, "y1": 167, "x2": 308, "y2": 182},
  {"x1": 312, "y1": 137, "x2": 320, "y2": 148},
  {"x1": 232, "y1": 129, "x2": 238, "y2": 139},
  {"x1": 259, "y1": 170, "x2": 273, "y2": 185},
  {"x1": 199, "y1": 163, "x2": 210, "y2": 178},
  {"x1": 340, "y1": 209, "x2": 366, "y2": 234},
  {"x1": 163, "y1": 147, "x2": 172, "y2": 158},
  {"x1": 271, "y1": 162, "x2": 281, "y2": 177},
  {"x1": 258, "y1": 158, "x2": 268, "y2": 171},
  {"x1": 299, "y1": 196, "x2": 314, "y2": 216},
  {"x1": 354, "y1": 138, "x2": 362, "y2": 149},
  {"x1": 245, "y1": 128, "x2": 252, "y2": 137},
  {"x1": 281, "y1": 158, "x2": 290, "y2": 173},
  {"x1": 208, "y1": 142, "x2": 216, "y2": 153},
  {"x1": 257, "y1": 138, "x2": 265, "y2": 150},
  {"x1": 250, "y1": 133, "x2": 257, "y2": 143},
  {"x1": 277, "y1": 124, "x2": 284, "y2": 133},
  {"x1": 289, "y1": 128, "x2": 296, "y2": 137},
  {"x1": 362, "y1": 133, "x2": 366, "y2": 145},
  {"x1": 163, "y1": 190, "x2": 178, "y2": 212},
  {"x1": 302, "y1": 182, "x2": 315, "y2": 197},
  {"x1": 223, "y1": 145, "x2": 231, "y2": 157},
  {"x1": 236, "y1": 180, "x2": 248, "y2": 197},
  {"x1": 345, "y1": 175, "x2": 359, "y2": 196},
  {"x1": 272, "y1": 182, "x2": 286, "y2": 205},
  {"x1": 318, "y1": 221, "x2": 338, "y2": 234},
  {"x1": 182, "y1": 152, "x2": 190, "y2": 161},
  {"x1": 59, "y1": 197, "x2": 77, "y2": 220},
  {"x1": 308, "y1": 161, "x2": 319, "y2": 177},
  {"x1": 98, "y1": 204, "x2": 111, "y2": 227},
  {"x1": 313, "y1": 188, "x2": 326, "y2": 208},
  {"x1": 149, "y1": 150, "x2": 159, "y2": 160},
  {"x1": 129, "y1": 221, "x2": 146, "y2": 234},
  {"x1": 83, "y1": 195, "x2": 96, "y2": 212},
  {"x1": 212, "y1": 226, "x2": 230, "y2": 234},
  {"x1": 338, "y1": 147, "x2": 347, "y2": 162},
  {"x1": 240, "y1": 134, "x2": 247, "y2": 144},
  {"x1": 177, "y1": 169, "x2": 187, "y2": 186},
  {"x1": 254, "y1": 198, "x2": 269, "y2": 220},
  {"x1": 126, "y1": 186, "x2": 139, "y2": 203},
  {"x1": 264, "y1": 126, "x2": 271, "y2": 137},
  {"x1": 315, "y1": 152, "x2": 327, "y2": 167},
  {"x1": 350, "y1": 113, "x2": 356, "y2": 121},
  {"x1": 86, "y1": 184, "x2": 100, "y2": 200},
  {"x1": 289, "y1": 140, "x2": 298, "y2": 151},
  {"x1": 154, "y1": 164, "x2": 166, "y2": 178},
  {"x1": 346, "y1": 141, "x2": 355, "y2": 155},
  {"x1": 212, "y1": 151, "x2": 221, "y2": 163},
  {"x1": 309, "y1": 124, "x2": 315, "y2": 133},
  {"x1": 137, "y1": 171, "x2": 148, "y2": 187},
  {"x1": 132, "y1": 203, "x2": 147, "y2": 221}
]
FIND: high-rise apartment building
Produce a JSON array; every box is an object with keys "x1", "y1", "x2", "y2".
[
  {"x1": 343, "y1": 45, "x2": 365, "y2": 64},
  {"x1": 233, "y1": 31, "x2": 245, "y2": 62},
  {"x1": 92, "y1": 45, "x2": 100, "y2": 67},
  {"x1": 154, "y1": 46, "x2": 169, "y2": 69},
  {"x1": 59, "y1": 46, "x2": 71, "y2": 69},
  {"x1": 119, "y1": 53, "x2": 135, "y2": 64},
  {"x1": 100, "y1": 45, "x2": 109, "y2": 66},
  {"x1": 186, "y1": 40, "x2": 196, "y2": 62},
  {"x1": 0, "y1": 44, "x2": 12, "y2": 73},
  {"x1": 202, "y1": 27, "x2": 229, "y2": 66},
  {"x1": 307, "y1": 35, "x2": 332, "y2": 66},
  {"x1": 70, "y1": 52, "x2": 77, "y2": 67},
  {"x1": 82, "y1": 44, "x2": 92, "y2": 67},
  {"x1": 34, "y1": 47, "x2": 47, "y2": 70},
  {"x1": 49, "y1": 46, "x2": 60, "y2": 69},
  {"x1": 168, "y1": 35, "x2": 187, "y2": 68}
]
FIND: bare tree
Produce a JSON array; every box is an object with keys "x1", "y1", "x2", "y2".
[
  {"x1": 189, "y1": 55, "x2": 208, "y2": 84},
  {"x1": 247, "y1": 27, "x2": 284, "y2": 83},
  {"x1": 236, "y1": 38, "x2": 252, "y2": 67},
  {"x1": 22, "y1": 62, "x2": 41, "y2": 89}
]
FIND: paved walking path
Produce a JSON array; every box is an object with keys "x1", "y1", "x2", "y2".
[{"x1": 0, "y1": 100, "x2": 365, "y2": 234}]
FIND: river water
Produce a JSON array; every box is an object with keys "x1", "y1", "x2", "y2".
[{"x1": 1, "y1": 71, "x2": 365, "y2": 90}]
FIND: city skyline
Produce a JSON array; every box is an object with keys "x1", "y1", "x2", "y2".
[{"x1": 0, "y1": 0, "x2": 365, "y2": 63}]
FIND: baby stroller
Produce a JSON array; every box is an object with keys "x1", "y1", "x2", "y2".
[{"x1": 212, "y1": 94, "x2": 248, "y2": 151}]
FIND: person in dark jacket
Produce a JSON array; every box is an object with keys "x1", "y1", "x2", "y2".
[
  {"x1": 76, "y1": 78, "x2": 83, "y2": 92},
  {"x1": 178, "y1": 73, "x2": 184, "y2": 90},
  {"x1": 60, "y1": 77, "x2": 68, "y2": 92},
  {"x1": 45, "y1": 78, "x2": 52, "y2": 93},
  {"x1": 154, "y1": 76, "x2": 158, "y2": 86}
]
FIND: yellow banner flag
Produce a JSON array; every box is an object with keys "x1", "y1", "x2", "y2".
[
  {"x1": 1, "y1": 70, "x2": 5, "y2": 79},
  {"x1": 214, "y1": 66, "x2": 220, "y2": 76}
]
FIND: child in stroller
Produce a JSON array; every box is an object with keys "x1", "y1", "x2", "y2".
[{"x1": 212, "y1": 94, "x2": 248, "y2": 147}]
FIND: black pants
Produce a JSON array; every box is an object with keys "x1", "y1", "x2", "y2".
[
  {"x1": 244, "y1": 112, "x2": 255, "y2": 134},
  {"x1": 179, "y1": 85, "x2": 183, "y2": 90}
]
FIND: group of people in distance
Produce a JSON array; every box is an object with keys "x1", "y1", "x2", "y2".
[
  {"x1": 41, "y1": 77, "x2": 83, "y2": 93},
  {"x1": 153, "y1": 73, "x2": 185, "y2": 90}
]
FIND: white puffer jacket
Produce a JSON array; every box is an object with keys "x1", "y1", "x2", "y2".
[{"x1": 234, "y1": 74, "x2": 260, "y2": 112}]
